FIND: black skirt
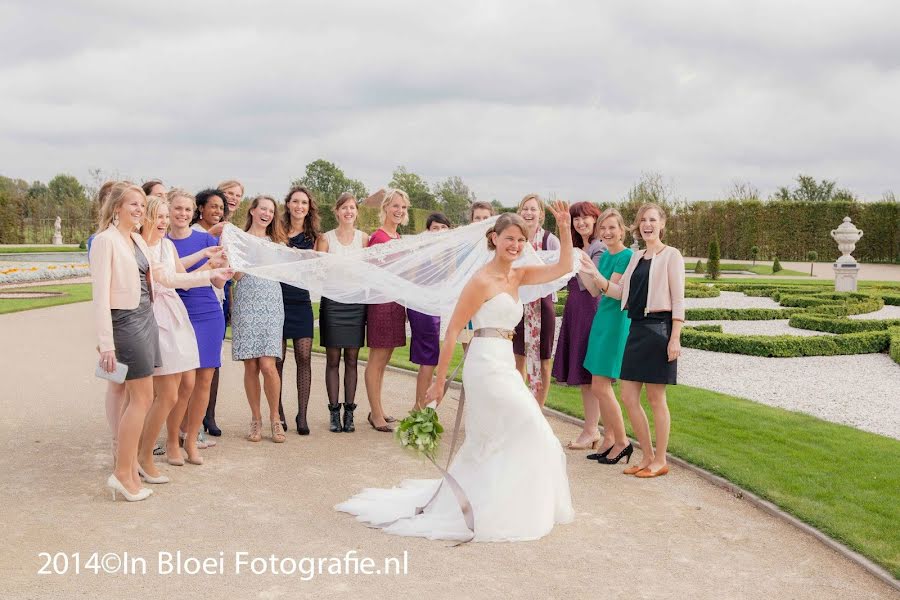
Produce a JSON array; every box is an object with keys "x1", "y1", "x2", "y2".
[
  {"x1": 283, "y1": 299, "x2": 314, "y2": 339},
  {"x1": 619, "y1": 313, "x2": 677, "y2": 385},
  {"x1": 320, "y1": 297, "x2": 366, "y2": 348}
]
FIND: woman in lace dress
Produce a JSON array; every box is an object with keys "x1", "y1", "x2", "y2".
[{"x1": 231, "y1": 196, "x2": 288, "y2": 443}]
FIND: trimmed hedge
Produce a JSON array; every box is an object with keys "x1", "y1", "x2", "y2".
[
  {"x1": 685, "y1": 285, "x2": 721, "y2": 298},
  {"x1": 788, "y1": 314, "x2": 900, "y2": 334},
  {"x1": 681, "y1": 329, "x2": 890, "y2": 357},
  {"x1": 686, "y1": 307, "x2": 801, "y2": 320},
  {"x1": 686, "y1": 324, "x2": 723, "y2": 333},
  {"x1": 890, "y1": 327, "x2": 900, "y2": 365}
]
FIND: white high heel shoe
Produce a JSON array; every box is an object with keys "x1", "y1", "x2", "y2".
[
  {"x1": 107, "y1": 474, "x2": 153, "y2": 502},
  {"x1": 137, "y1": 465, "x2": 170, "y2": 484}
]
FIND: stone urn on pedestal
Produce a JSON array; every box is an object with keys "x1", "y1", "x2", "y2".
[{"x1": 830, "y1": 216, "x2": 863, "y2": 291}]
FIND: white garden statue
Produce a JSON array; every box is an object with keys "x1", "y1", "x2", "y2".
[
  {"x1": 52, "y1": 216, "x2": 63, "y2": 245},
  {"x1": 830, "y1": 216, "x2": 862, "y2": 291}
]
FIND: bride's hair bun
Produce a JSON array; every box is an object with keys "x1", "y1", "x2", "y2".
[{"x1": 486, "y1": 213, "x2": 527, "y2": 251}]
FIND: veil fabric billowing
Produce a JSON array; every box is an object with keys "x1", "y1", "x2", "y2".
[{"x1": 220, "y1": 217, "x2": 577, "y2": 324}]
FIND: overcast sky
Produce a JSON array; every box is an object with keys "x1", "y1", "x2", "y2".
[{"x1": 1, "y1": 1, "x2": 898, "y2": 205}]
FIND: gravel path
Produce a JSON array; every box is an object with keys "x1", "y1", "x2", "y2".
[
  {"x1": 689, "y1": 320, "x2": 833, "y2": 336},
  {"x1": 851, "y1": 305, "x2": 900, "y2": 320},
  {"x1": 4, "y1": 302, "x2": 897, "y2": 599},
  {"x1": 685, "y1": 291, "x2": 784, "y2": 310}
]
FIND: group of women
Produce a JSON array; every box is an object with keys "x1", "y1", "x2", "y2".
[{"x1": 91, "y1": 174, "x2": 684, "y2": 504}]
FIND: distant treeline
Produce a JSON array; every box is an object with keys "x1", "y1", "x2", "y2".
[{"x1": 1, "y1": 169, "x2": 897, "y2": 263}]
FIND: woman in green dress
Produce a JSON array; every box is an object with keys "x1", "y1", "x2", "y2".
[{"x1": 580, "y1": 208, "x2": 634, "y2": 465}]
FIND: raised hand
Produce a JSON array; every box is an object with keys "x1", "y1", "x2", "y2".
[{"x1": 545, "y1": 199, "x2": 571, "y2": 231}]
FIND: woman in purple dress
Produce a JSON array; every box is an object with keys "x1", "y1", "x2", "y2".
[
  {"x1": 407, "y1": 212, "x2": 451, "y2": 410},
  {"x1": 552, "y1": 202, "x2": 605, "y2": 450}
]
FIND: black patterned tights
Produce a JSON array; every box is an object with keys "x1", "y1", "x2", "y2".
[
  {"x1": 325, "y1": 347, "x2": 359, "y2": 407},
  {"x1": 276, "y1": 338, "x2": 312, "y2": 430}
]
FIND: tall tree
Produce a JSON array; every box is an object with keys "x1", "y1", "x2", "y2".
[
  {"x1": 390, "y1": 166, "x2": 438, "y2": 210},
  {"x1": 48, "y1": 174, "x2": 88, "y2": 206},
  {"x1": 292, "y1": 159, "x2": 367, "y2": 206},
  {"x1": 434, "y1": 176, "x2": 476, "y2": 224},
  {"x1": 771, "y1": 174, "x2": 855, "y2": 202}
]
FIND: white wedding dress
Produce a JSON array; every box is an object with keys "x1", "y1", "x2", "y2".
[{"x1": 335, "y1": 292, "x2": 574, "y2": 542}]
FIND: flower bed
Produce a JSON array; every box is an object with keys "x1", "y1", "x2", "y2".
[{"x1": 0, "y1": 263, "x2": 90, "y2": 285}]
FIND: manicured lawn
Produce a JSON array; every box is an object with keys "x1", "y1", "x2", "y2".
[
  {"x1": 0, "y1": 246, "x2": 84, "y2": 253},
  {"x1": 0, "y1": 283, "x2": 92, "y2": 314},
  {"x1": 545, "y1": 383, "x2": 900, "y2": 578},
  {"x1": 716, "y1": 262, "x2": 809, "y2": 276}
]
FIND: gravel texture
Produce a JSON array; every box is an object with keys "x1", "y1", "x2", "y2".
[
  {"x1": 689, "y1": 320, "x2": 833, "y2": 336},
  {"x1": 685, "y1": 291, "x2": 784, "y2": 310},
  {"x1": 850, "y1": 305, "x2": 900, "y2": 320}
]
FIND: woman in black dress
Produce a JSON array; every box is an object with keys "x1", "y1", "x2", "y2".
[
  {"x1": 276, "y1": 186, "x2": 318, "y2": 434},
  {"x1": 315, "y1": 193, "x2": 369, "y2": 433}
]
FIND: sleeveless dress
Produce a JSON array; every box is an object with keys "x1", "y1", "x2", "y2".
[
  {"x1": 583, "y1": 247, "x2": 633, "y2": 379},
  {"x1": 231, "y1": 236, "x2": 285, "y2": 361},
  {"x1": 551, "y1": 274, "x2": 600, "y2": 385},
  {"x1": 168, "y1": 230, "x2": 226, "y2": 369},
  {"x1": 336, "y1": 292, "x2": 574, "y2": 541},
  {"x1": 281, "y1": 232, "x2": 315, "y2": 340},
  {"x1": 319, "y1": 229, "x2": 367, "y2": 348}
]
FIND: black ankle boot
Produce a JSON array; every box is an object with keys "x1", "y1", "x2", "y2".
[
  {"x1": 342, "y1": 403, "x2": 356, "y2": 432},
  {"x1": 328, "y1": 404, "x2": 342, "y2": 433}
]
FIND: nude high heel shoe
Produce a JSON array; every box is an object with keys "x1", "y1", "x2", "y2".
[{"x1": 107, "y1": 474, "x2": 152, "y2": 502}]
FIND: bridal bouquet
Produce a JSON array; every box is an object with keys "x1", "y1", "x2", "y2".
[{"x1": 395, "y1": 407, "x2": 444, "y2": 460}]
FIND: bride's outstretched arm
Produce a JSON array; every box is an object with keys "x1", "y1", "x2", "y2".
[
  {"x1": 518, "y1": 200, "x2": 574, "y2": 286},
  {"x1": 424, "y1": 278, "x2": 485, "y2": 407}
]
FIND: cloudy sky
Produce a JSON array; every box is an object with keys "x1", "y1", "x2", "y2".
[{"x1": 1, "y1": 1, "x2": 898, "y2": 204}]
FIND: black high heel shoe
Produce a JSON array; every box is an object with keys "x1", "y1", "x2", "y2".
[
  {"x1": 586, "y1": 445, "x2": 614, "y2": 461},
  {"x1": 295, "y1": 414, "x2": 310, "y2": 436},
  {"x1": 203, "y1": 417, "x2": 222, "y2": 437},
  {"x1": 598, "y1": 443, "x2": 634, "y2": 465}
]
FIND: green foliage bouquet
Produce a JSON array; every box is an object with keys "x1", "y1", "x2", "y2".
[{"x1": 395, "y1": 407, "x2": 444, "y2": 460}]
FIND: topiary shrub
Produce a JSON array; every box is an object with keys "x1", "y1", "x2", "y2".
[
  {"x1": 706, "y1": 238, "x2": 720, "y2": 280},
  {"x1": 772, "y1": 255, "x2": 783, "y2": 273},
  {"x1": 685, "y1": 284, "x2": 720, "y2": 298},
  {"x1": 694, "y1": 259, "x2": 705, "y2": 274},
  {"x1": 686, "y1": 307, "x2": 802, "y2": 320},
  {"x1": 78, "y1": 240, "x2": 86, "y2": 250},
  {"x1": 681, "y1": 328, "x2": 890, "y2": 357},
  {"x1": 750, "y1": 245, "x2": 759, "y2": 266},
  {"x1": 806, "y1": 250, "x2": 818, "y2": 276}
]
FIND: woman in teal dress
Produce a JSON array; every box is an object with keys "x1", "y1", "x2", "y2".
[{"x1": 580, "y1": 208, "x2": 635, "y2": 465}]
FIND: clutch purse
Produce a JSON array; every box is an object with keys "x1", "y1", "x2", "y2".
[{"x1": 95, "y1": 361, "x2": 128, "y2": 384}]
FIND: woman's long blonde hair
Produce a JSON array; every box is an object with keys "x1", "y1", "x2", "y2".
[{"x1": 96, "y1": 182, "x2": 145, "y2": 233}]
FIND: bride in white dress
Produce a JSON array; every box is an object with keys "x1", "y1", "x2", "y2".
[{"x1": 336, "y1": 202, "x2": 575, "y2": 542}]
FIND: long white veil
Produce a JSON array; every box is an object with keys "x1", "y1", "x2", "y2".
[{"x1": 220, "y1": 217, "x2": 576, "y2": 323}]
